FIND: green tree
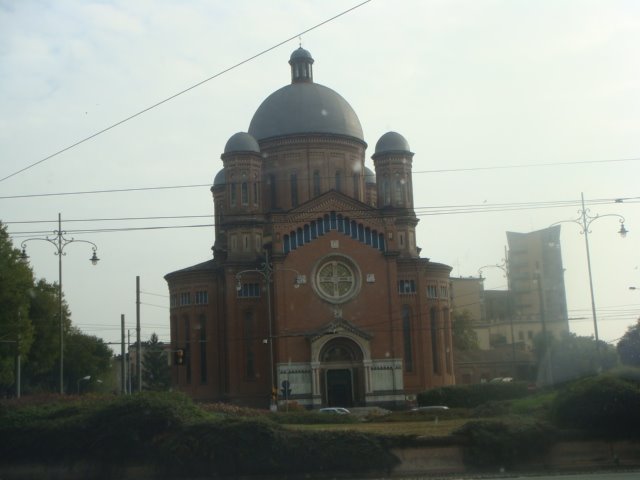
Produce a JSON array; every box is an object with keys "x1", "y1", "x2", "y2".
[
  {"x1": 617, "y1": 319, "x2": 640, "y2": 367},
  {"x1": 535, "y1": 331, "x2": 618, "y2": 384},
  {"x1": 452, "y1": 310, "x2": 479, "y2": 350},
  {"x1": 64, "y1": 327, "x2": 113, "y2": 394},
  {"x1": 142, "y1": 333, "x2": 170, "y2": 391},
  {"x1": 0, "y1": 222, "x2": 35, "y2": 394},
  {"x1": 21, "y1": 279, "x2": 71, "y2": 392}
]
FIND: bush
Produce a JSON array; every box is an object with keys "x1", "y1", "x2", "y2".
[
  {"x1": 551, "y1": 374, "x2": 640, "y2": 437},
  {"x1": 157, "y1": 420, "x2": 398, "y2": 477},
  {"x1": 454, "y1": 417, "x2": 556, "y2": 469},
  {"x1": 418, "y1": 382, "x2": 531, "y2": 408}
]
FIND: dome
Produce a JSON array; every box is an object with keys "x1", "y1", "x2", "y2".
[
  {"x1": 248, "y1": 48, "x2": 364, "y2": 143},
  {"x1": 213, "y1": 169, "x2": 225, "y2": 187},
  {"x1": 364, "y1": 166, "x2": 376, "y2": 184},
  {"x1": 374, "y1": 131, "x2": 411, "y2": 155},
  {"x1": 289, "y1": 47, "x2": 313, "y2": 62},
  {"x1": 223, "y1": 132, "x2": 260, "y2": 154}
]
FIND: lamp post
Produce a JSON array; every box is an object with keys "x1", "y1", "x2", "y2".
[
  {"x1": 19, "y1": 213, "x2": 100, "y2": 394},
  {"x1": 235, "y1": 250, "x2": 305, "y2": 411},
  {"x1": 552, "y1": 193, "x2": 628, "y2": 363}
]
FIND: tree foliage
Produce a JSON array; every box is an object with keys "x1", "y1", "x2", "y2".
[
  {"x1": 65, "y1": 327, "x2": 113, "y2": 394},
  {"x1": 617, "y1": 319, "x2": 640, "y2": 367},
  {"x1": 534, "y1": 331, "x2": 618, "y2": 384},
  {"x1": 0, "y1": 223, "x2": 35, "y2": 391},
  {"x1": 142, "y1": 333, "x2": 170, "y2": 391},
  {"x1": 452, "y1": 309, "x2": 479, "y2": 351}
]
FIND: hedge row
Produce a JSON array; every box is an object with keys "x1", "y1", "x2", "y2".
[
  {"x1": 0, "y1": 392, "x2": 398, "y2": 476},
  {"x1": 417, "y1": 382, "x2": 531, "y2": 408}
]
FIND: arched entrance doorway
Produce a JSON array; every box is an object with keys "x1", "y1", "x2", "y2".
[{"x1": 319, "y1": 337, "x2": 364, "y2": 407}]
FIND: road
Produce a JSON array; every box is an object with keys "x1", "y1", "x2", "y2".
[{"x1": 369, "y1": 472, "x2": 640, "y2": 480}]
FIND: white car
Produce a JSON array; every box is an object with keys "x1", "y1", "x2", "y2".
[{"x1": 319, "y1": 407, "x2": 351, "y2": 415}]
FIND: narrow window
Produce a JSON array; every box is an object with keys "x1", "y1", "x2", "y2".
[
  {"x1": 403, "y1": 305, "x2": 413, "y2": 372},
  {"x1": 335, "y1": 171, "x2": 342, "y2": 192},
  {"x1": 290, "y1": 173, "x2": 298, "y2": 207},
  {"x1": 382, "y1": 176, "x2": 391, "y2": 205},
  {"x1": 353, "y1": 174, "x2": 360, "y2": 199},
  {"x1": 313, "y1": 170, "x2": 321, "y2": 196},
  {"x1": 244, "y1": 310, "x2": 255, "y2": 378},
  {"x1": 230, "y1": 182, "x2": 237, "y2": 206},
  {"x1": 394, "y1": 177, "x2": 402, "y2": 205},
  {"x1": 184, "y1": 316, "x2": 192, "y2": 384},
  {"x1": 241, "y1": 182, "x2": 248, "y2": 206},
  {"x1": 431, "y1": 308, "x2": 440, "y2": 374},
  {"x1": 253, "y1": 175, "x2": 259, "y2": 206},
  {"x1": 269, "y1": 174, "x2": 277, "y2": 208},
  {"x1": 199, "y1": 314, "x2": 207, "y2": 384}
]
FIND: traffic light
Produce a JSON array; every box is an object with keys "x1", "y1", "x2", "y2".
[{"x1": 174, "y1": 348, "x2": 185, "y2": 366}]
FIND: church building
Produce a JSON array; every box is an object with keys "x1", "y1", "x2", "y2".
[{"x1": 165, "y1": 48, "x2": 455, "y2": 409}]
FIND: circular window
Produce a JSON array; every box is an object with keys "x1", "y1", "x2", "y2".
[{"x1": 313, "y1": 256, "x2": 360, "y2": 304}]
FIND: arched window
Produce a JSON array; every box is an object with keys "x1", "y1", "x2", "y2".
[
  {"x1": 394, "y1": 177, "x2": 403, "y2": 205},
  {"x1": 382, "y1": 176, "x2": 391, "y2": 206},
  {"x1": 335, "y1": 171, "x2": 342, "y2": 192},
  {"x1": 241, "y1": 182, "x2": 248, "y2": 206}
]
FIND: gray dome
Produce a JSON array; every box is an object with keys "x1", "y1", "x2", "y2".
[
  {"x1": 224, "y1": 132, "x2": 260, "y2": 154},
  {"x1": 213, "y1": 169, "x2": 225, "y2": 186},
  {"x1": 289, "y1": 47, "x2": 313, "y2": 62},
  {"x1": 249, "y1": 83, "x2": 364, "y2": 142},
  {"x1": 374, "y1": 131, "x2": 411, "y2": 155},
  {"x1": 364, "y1": 166, "x2": 376, "y2": 183}
]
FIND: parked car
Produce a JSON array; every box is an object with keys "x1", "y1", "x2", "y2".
[
  {"x1": 319, "y1": 407, "x2": 351, "y2": 415},
  {"x1": 410, "y1": 405, "x2": 449, "y2": 413}
]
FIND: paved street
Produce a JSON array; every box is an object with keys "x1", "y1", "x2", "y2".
[{"x1": 365, "y1": 471, "x2": 640, "y2": 480}]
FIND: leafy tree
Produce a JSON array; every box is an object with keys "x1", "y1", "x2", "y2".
[
  {"x1": 535, "y1": 331, "x2": 618, "y2": 384},
  {"x1": 452, "y1": 310, "x2": 478, "y2": 350},
  {"x1": 0, "y1": 222, "x2": 35, "y2": 394},
  {"x1": 142, "y1": 333, "x2": 170, "y2": 391},
  {"x1": 64, "y1": 327, "x2": 113, "y2": 394},
  {"x1": 21, "y1": 279, "x2": 71, "y2": 392},
  {"x1": 617, "y1": 319, "x2": 640, "y2": 367}
]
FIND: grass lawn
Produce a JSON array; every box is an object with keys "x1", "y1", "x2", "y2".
[{"x1": 284, "y1": 418, "x2": 470, "y2": 436}]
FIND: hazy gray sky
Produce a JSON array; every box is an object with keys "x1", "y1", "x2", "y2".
[{"x1": 1, "y1": 0, "x2": 639, "y2": 349}]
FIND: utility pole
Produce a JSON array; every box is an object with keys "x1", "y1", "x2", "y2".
[
  {"x1": 136, "y1": 276, "x2": 142, "y2": 392},
  {"x1": 120, "y1": 314, "x2": 126, "y2": 395}
]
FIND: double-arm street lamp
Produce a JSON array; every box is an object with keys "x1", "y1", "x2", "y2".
[
  {"x1": 235, "y1": 249, "x2": 305, "y2": 411},
  {"x1": 552, "y1": 193, "x2": 628, "y2": 361},
  {"x1": 19, "y1": 213, "x2": 100, "y2": 394}
]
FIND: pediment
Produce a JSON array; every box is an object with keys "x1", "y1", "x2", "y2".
[
  {"x1": 307, "y1": 317, "x2": 373, "y2": 343},
  {"x1": 280, "y1": 191, "x2": 387, "y2": 227}
]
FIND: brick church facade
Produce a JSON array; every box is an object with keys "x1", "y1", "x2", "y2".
[{"x1": 165, "y1": 48, "x2": 455, "y2": 409}]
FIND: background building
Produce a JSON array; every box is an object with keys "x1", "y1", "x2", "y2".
[
  {"x1": 451, "y1": 226, "x2": 568, "y2": 383},
  {"x1": 165, "y1": 48, "x2": 455, "y2": 409}
]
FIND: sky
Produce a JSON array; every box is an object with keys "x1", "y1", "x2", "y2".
[{"x1": 1, "y1": 0, "x2": 639, "y2": 352}]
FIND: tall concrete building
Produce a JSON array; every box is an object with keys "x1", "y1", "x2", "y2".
[
  {"x1": 165, "y1": 48, "x2": 455, "y2": 409},
  {"x1": 507, "y1": 225, "x2": 569, "y2": 347}
]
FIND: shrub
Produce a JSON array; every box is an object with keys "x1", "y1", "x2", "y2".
[
  {"x1": 551, "y1": 374, "x2": 640, "y2": 437},
  {"x1": 418, "y1": 382, "x2": 530, "y2": 408},
  {"x1": 454, "y1": 417, "x2": 556, "y2": 469},
  {"x1": 269, "y1": 410, "x2": 359, "y2": 424},
  {"x1": 157, "y1": 420, "x2": 398, "y2": 477}
]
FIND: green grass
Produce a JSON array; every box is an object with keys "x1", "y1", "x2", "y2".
[{"x1": 285, "y1": 418, "x2": 470, "y2": 436}]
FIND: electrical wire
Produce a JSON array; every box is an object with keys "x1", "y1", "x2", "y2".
[{"x1": 0, "y1": 1, "x2": 372, "y2": 184}]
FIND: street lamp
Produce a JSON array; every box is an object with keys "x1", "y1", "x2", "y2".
[
  {"x1": 235, "y1": 249, "x2": 305, "y2": 411},
  {"x1": 19, "y1": 213, "x2": 100, "y2": 394},
  {"x1": 552, "y1": 193, "x2": 628, "y2": 363},
  {"x1": 77, "y1": 375, "x2": 91, "y2": 394}
]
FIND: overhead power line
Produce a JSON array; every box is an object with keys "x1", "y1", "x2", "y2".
[
  {"x1": 0, "y1": 0, "x2": 372, "y2": 184},
  {"x1": 2, "y1": 157, "x2": 640, "y2": 201}
]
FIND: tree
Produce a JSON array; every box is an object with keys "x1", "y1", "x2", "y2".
[
  {"x1": 452, "y1": 310, "x2": 479, "y2": 350},
  {"x1": 0, "y1": 222, "x2": 35, "y2": 394},
  {"x1": 617, "y1": 319, "x2": 640, "y2": 367},
  {"x1": 64, "y1": 327, "x2": 113, "y2": 394},
  {"x1": 535, "y1": 331, "x2": 618, "y2": 384},
  {"x1": 142, "y1": 333, "x2": 170, "y2": 391}
]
